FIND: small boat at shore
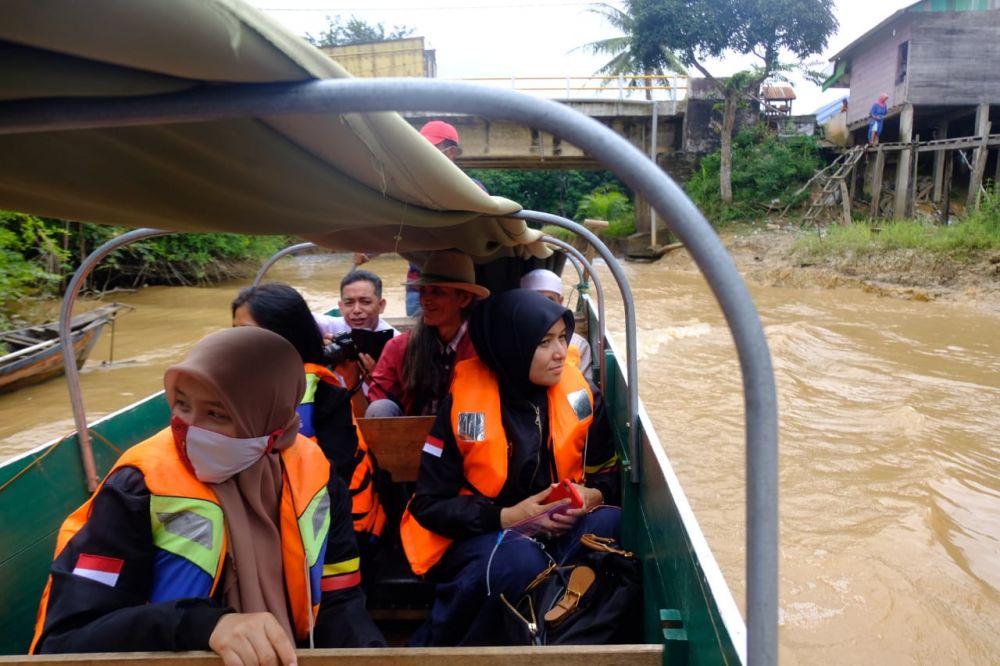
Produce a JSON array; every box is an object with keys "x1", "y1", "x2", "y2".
[{"x1": 0, "y1": 303, "x2": 130, "y2": 394}]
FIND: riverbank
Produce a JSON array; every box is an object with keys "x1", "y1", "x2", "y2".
[{"x1": 654, "y1": 225, "x2": 1000, "y2": 314}]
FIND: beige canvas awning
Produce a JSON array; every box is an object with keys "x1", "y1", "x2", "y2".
[{"x1": 0, "y1": 0, "x2": 548, "y2": 258}]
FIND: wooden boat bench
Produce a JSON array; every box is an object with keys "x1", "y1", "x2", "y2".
[
  {"x1": 356, "y1": 416, "x2": 437, "y2": 620},
  {"x1": 1, "y1": 644, "x2": 665, "y2": 664}
]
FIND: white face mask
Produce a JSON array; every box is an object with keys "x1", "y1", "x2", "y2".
[{"x1": 171, "y1": 416, "x2": 278, "y2": 484}]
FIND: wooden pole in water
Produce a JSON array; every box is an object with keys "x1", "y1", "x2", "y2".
[{"x1": 870, "y1": 146, "x2": 886, "y2": 219}]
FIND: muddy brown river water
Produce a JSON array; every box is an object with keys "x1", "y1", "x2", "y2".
[{"x1": 1, "y1": 252, "x2": 997, "y2": 664}]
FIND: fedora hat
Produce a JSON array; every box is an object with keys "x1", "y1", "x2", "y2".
[{"x1": 404, "y1": 250, "x2": 490, "y2": 299}]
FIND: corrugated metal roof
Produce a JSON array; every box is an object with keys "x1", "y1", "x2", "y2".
[{"x1": 762, "y1": 85, "x2": 796, "y2": 100}]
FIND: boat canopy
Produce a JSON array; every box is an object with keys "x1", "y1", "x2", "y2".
[{"x1": 0, "y1": 0, "x2": 547, "y2": 258}]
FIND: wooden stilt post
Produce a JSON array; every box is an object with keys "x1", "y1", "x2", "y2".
[
  {"x1": 871, "y1": 146, "x2": 886, "y2": 219},
  {"x1": 894, "y1": 104, "x2": 914, "y2": 218},
  {"x1": 994, "y1": 147, "x2": 1000, "y2": 187},
  {"x1": 839, "y1": 179, "x2": 852, "y2": 225},
  {"x1": 908, "y1": 134, "x2": 920, "y2": 217},
  {"x1": 932, "y1": 121, "x2": 949, "y2": 202},
  {"x1": 967, "y1": 104, "x2": 990, "y2": 210},
  {"x1": 939, "y1": 151, "x2": 954, "y2": 225}
]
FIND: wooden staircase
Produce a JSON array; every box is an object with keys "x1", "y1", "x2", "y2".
[{"x1": 801, "y1": 145, "x2": 866, "y2": 225}]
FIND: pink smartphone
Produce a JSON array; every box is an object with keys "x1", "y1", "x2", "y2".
[{"x1": 543, "y1": 479, "x2": 583, "y2": 510}]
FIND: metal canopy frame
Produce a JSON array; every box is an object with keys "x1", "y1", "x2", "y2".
[{"x1": 10, "y1": 78, "x2": 778, "y2": 665}]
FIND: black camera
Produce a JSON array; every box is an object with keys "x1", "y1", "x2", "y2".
[{"x1": 323, "y1": 331, "x2": 360, "y2": 366}]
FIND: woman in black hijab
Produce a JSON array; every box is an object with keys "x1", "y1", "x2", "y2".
[{"x1": 402, "y1": 289, "x2": 621, "y2": 646}]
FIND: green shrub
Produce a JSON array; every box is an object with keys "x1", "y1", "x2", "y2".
[
  {"x1": 687, "y1": 124, "x2": 823, "y2": 224},
  {"x1": 575, "y1": 186, "x2": 636, "y2": 238}
]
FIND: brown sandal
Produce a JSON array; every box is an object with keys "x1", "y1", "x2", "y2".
[{"x1": 543, "y1": 565, "x2": 596, "y2": 626}]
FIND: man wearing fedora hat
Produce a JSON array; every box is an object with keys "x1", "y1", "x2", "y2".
[{"x1": 366, "y1": 250, "x2": 489, "y2": 417}]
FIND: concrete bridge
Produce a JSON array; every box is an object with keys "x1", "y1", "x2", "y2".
[{"x1": 403, "y1": 98, "x2": 705, "y2": 234}]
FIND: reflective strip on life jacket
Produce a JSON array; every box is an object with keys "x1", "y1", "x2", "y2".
[
  {"x1": 149, "y1": 495, "x2": 223, "y2": 577},
  {"x1": 401, "y1": 358, "x2": 594, "y2": 575}
]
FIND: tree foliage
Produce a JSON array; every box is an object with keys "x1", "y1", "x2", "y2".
[
  {"x1": 305, "y1": 15, "x2": 415, "y2": 47},
  {"x1": 575, "y1": 186, "x2": 636, "y2": 237},
  {"x1": 466, "y1": 169, "x2": 629, "y2": 220},
  {"x1": 575, "y1": 3, "x2": 687, "y2": 100},
  {"x1": 685, "y1": 124, "x2": 822, "y2": 224},
  {"x1": 0, "y1": 213, "x2": 288, "y2": 329},
  {"x1": 628, "y1": 0, "x2": 837, "y2": 204}
]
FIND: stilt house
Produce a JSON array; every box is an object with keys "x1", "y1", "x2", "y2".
[{"x1": 822, "y1": 0, "x2": 1000, "y2": 217}]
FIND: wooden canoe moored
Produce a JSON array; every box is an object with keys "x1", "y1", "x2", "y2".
[{"x1": 0, "y1": 304, "x2": 130, "y2": 394}]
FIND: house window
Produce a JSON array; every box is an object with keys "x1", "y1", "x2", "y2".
[{"x1": 896, "y1": 41, "x2": 909, "y2": 84}]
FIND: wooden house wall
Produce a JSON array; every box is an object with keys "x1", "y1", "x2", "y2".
[
  {"x1": 907, "y1": 10, "x2": 1000, "y2": 104},
  {"x1": 846, "y1": 17, "x2": 912, "y2": 125}
]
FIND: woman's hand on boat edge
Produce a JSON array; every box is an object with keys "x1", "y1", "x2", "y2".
[{"x1": 209, "y1": 612, "x2": 297, "y2": 666}]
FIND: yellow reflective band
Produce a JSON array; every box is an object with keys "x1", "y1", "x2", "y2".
[
  {"x1": 302, "y1": 373, "x2": 320, "y2": 406},
  {"x1": 150, "y1": 495, "x2": 223, "y2": 577},
  {"x1": 297, "y1": 488, "x2": 331, "y2": 566},
  {"x1": 323, "y1": 557, "x2": 360, "y2": 576},
  {"x1": 585, "y1": 453, "x2": 619, "y2": 475}
]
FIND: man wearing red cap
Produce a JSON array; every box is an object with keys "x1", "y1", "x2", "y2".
[{"x1": 419, "y1": 120, "x2": 463, "y2": 161}]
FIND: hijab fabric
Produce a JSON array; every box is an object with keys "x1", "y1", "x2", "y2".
[
  {"x1": 164, "y1": 327, "x2": 305, "y2": 642},
  {"x1": 470, "y1": 288, "x2": 574, "y2": 398}
]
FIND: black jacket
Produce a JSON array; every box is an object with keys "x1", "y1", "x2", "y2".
[{"x1": 34, "y1": 465, "x2": 385, "y2": 653}]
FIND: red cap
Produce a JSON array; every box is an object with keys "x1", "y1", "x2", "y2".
[{"x1": 419, "y1": 120, "x2": 460, "y2": 146}]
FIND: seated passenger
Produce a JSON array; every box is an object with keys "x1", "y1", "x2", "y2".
[
  {"x1": 520, "y1": 268, "x2": 594, "y2": 378},
  {"x1": 366, "y1": 250, "x2": 489, "y2": 417},
  {"x1": 400, "y1": 289, "x2": 621, "y2": 646},
  {"x1": 314, "y1": 269, "x2": 397, "y2": 402},
  {"x1": 232, "y1": 283, "x2": 385, "y2": 551},
  {"x1": 31, "y1": 327, "x2": 385, "y2": 660},
  {"x1": 314, "y1": 269, "x2": 398, "y2": 339}
]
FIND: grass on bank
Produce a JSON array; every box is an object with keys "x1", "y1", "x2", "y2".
[{"x1": 794, "y1": 187, "x2": 1000, "y2": 260}]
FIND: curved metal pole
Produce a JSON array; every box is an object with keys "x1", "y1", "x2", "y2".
[
  {"x1": 253, "y1": 242, "x2": 318, "y2": 286},
  {"x1": 552, "y1": 248, "x2": 588, "y2": 311},
  {"x1": 60, "y1": 228, "x2": 171, "y2": 491},
  {"x1": 5, "y1": 78, "x2": 777, "y2": 665},
  {"x1": 531, "y1": 215, "x2": 637, "y2": 483},
  {"x1": 540, "y1": 236, "x2": 607, "y2": 395}
]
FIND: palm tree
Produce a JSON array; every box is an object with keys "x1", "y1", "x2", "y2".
[{"x1": 575, "y1": 2, "x2": 687, "y2": 100}]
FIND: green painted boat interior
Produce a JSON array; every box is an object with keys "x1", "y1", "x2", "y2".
[
  {"x1": 0, "y1": 393, "x2": 170, "y2": 655},
  {"x1": 0, "y1": 306, "x2": 744, "y2": 663}
]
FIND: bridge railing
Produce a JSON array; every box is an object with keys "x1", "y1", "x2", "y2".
[{"x1": 447, "y1": 74, "x2": 689, "y2": 102}]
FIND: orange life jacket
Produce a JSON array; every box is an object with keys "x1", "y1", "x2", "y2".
[
  {"x1": 567, "y1": 343, "x2": 582, "y2": 369},
  {"x1": 302, "y1": 363, "x2": 385, "y2": 538},
  {"x1": 400, "y1": 358, "x2": 593, "y2": 575},
  {"x1": 31, "y1": 428, "x2": 332, "y2": 651}
]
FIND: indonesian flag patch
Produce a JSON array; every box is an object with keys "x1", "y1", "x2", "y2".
[
  {"x1": 422, "y1": 435, "x2": 444, "y2": 458},
  {"x1": 72, "y1": 553, "x2": 123, "y2": 587}
]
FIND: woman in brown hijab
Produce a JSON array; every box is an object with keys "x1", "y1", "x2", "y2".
[{"x1": 31, "y1": 327, "x2": 384, "y2": 664}]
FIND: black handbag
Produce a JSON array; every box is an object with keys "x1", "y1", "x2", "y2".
[{"x1": 500, "y1": 533, "x2": 643, "y2": 645}]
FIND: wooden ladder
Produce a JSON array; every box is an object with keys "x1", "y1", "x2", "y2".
[{"x1": 802, "y1": 145, "x2": 866, "y2": 225}]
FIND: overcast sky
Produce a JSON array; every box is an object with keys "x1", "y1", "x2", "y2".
[{"x1": 249, "y1": 0, "x2": 916, "y2": 113}]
